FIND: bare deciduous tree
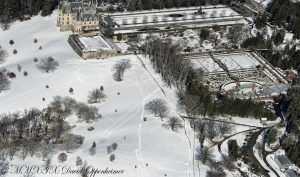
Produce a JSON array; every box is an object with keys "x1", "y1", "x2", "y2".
[
  {"x1": 41, "y1": 142, "x2": 52, "y2": 161},
  {"x1": 110, "y1": 154, "x2": 115, "y2": 162},
  {"x1": 89, "y1": 142, "x2": 96, "y2": 156},
  {"x1": 0, "y1": 159, "x2": 9, "y2": 175},
  {"x1": 142, "y1": 16, "x2": 148, "y2": 25},
  {"x1": 132, "y1": 17, "x2": 137, "y2": 24},
  {"x1": 255, "y1": 141, "x2": 263, "y2": 159},
  {"x1": 206, "y1": 161, "x2": 226, "y2": 177},
  {"x1": 17, "y1": 64, "x2": 22, "y2": 72},
  {"x1": 145, "y1": 99, "x2": 168, "y2": 120},
  {"x1": 107, "y1": 145, "x2": 113, "y2": 154},
  {"x1": 180, "y1": 94, "x2": 200, "y2": 118},
  {"x1": 87, "y1": 88, "x2": 106, "y2": 104},
  {"x1": 216, "y1": 121, "x2": 233, "y2": 136},
  {"x1": 195, "y1": 120, "x2": 207, "y2": 148},
  {"x1": 49, "y1": 96, "x2": 77, "y2": 118},
  {"x1": 196, "y1": 146, "x2": 214, "y2": 164},
  {"x1": 122, "y1": 19, "x2": 127, "y2": 25},
  {"x1": 0, "y1": 69, "x2": 10, "y2": 93},
  {"x1": 0, "y1": 49, "x2": 8, "y2": 63},
  {"x1": 192, "y1": 14, "x2": 197, "y2": 21},
  {"x1": 107, "y1": 142, "x2": 118, "y2": 154},
  {"x1": 162, "y1": 15, "x2": 168, "y2": 23},
  {"x1": 81, "y1": 162, "x2": 91, "y2": 177},
  {"x1": 76, "y1": 156, "x2": 83, "y2": 166},
  {"x1": 152, "y1": 15, "x2": 158, "y2": 23},
  {"x1": 61, "y1": 134, "x2": 84, "y2": 153},
  {"x1": 221, "y1": 155, "x2": 235, "y2": 171},
  {"x1": 166, "y1": 116, "x2": 183, "y2": 131},
  {"x1": 0, "y1": 96, "x2": 86, "y2": 162},
  {"x1": 44, "y1": 158, "x2": 51, "y2": 170},
  {"x1": 20, "y1": 143, "x2": 28, "y2": 160},
  {"x1": 143, "y1": 38, "x2": 192, "y2": 88},
  {"x1": 111, "y1": 143, "x2": 118, "y2": 151},
  {"x1": 36, "y1": 56, "x2": 59, "y2": 73},
  {"x1": 58, "y1": 153, "x2": 67, "y2": 163},
  {"x1": 113, "y1": 59, "x2": 132, "y2": 81},
  {"x1": 75, "y1": 103, "x2": 101, "y2": 123},
  {"x1": 226, "y1": 26, "x2": 248, "y2": 45},
  {"x1": 206, "y1": 119, "x2": 217, "y2": 141}
]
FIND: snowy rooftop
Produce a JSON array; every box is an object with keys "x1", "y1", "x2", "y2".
[
  {"x1": 78, "y1": 36, "x2": 112, "y2": 52},
  {"x1": 189, "y1": 52, "x2": 261, "y2": 74},
  {"x1": 189, "y1": 55, "x2": 224, "y2": 73},
  {"x1": 213, "y1": 52, "x2": 261, "y2": 71},
  {"x1": 103, "y1": 5, "x2": 248, "y2": 33},
  {"x1": 275, "y1": 155, "x2": 293, "y2": 166}
]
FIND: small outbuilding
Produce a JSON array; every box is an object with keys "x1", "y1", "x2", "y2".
[
  {"x1": 285, "y1": 169, "x2": 298, "y2": 177},
  {"x1": 260, "y1": 118, "x2": 267, "y2": 126},
  {"x1": 68, "y1": 35, "x2": 122, "y2": 59},
  {"x1": 274, "y1": 155, "x2": 293, "y2": 172}
]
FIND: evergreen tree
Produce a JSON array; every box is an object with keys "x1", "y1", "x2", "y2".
[
  {"x1": 273, "y1": 30, "x2": 285, "y2": 46},
  {"x1": 0, "y1": 0, "x2": 58, "y2": 29},
  {"x1": 41, "y1": 0, "x2": 54, "y2": 17}
]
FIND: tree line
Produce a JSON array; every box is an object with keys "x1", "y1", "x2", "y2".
[
  {"x1": 243, "y1": 0, "x2": 300, "y2": 71},
  {"x1": 267, "y1": 0, "x2": 300, "y2": 39},
  {"x1": 180, "y1": 80, "x2": 276, "y2": 119},
  {"x1": 0, "y1": 0, "x2": 58, "y2": 30},
  {"x1": 282, "y1": 86, "x2": 300, "y2": 166},
  {"x1": 142, "y1": 37, "x2": 276, "y2": 120},
  {"x1": 143, "y1": 37, "x2": 195, "y2": 90},
  {"x1": 0, "y1": 96, "x2": 101, "y2": 161},
  {"x1": 242, "y1": 31, "x2": 300, "y2": 72}
]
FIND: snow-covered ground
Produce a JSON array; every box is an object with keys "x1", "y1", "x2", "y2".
[
  {"x1": 0, "y1": 7, "x2": 287, "y2": 177},
  {"x1": 253, "y1": 131, "x2": 278, "y2": 177},
  {"x1": 266, "y1": 152, "x2": 290, "y2": 177},
  {"x1": 0, "y1": 11, "x2": 193, "y2": 177}
]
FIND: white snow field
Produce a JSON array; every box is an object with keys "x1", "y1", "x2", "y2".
[
  {"x1": 0, "y1": 12, "x2": 194, "y2": 177},
  {"x1": 0, "y1": 9, "x2": 282, "y2": 177}
]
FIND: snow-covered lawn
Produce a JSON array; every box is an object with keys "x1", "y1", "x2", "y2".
[
  {"x1": 0, "y1": 8, "x2": 285, "y2": 177},
  {"x1": 0, "y1": 12, "x2": 193, "y2": 177}
]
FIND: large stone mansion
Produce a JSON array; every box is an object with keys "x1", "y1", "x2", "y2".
[
  {"x1": 57, "y1": 0, "x2": 100, "y2": 34},
  {"x1": 57, "y1": 0, "x2": 121, "y2": 59}
]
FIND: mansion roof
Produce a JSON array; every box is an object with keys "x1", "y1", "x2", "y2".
[{"x1": 60, "y1": 0, "x2": 98, "y2": 21}]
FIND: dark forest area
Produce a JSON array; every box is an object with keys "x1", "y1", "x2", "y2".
[{"x1": 0, "y1": 0, "x2": 59, "y2": 30}]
